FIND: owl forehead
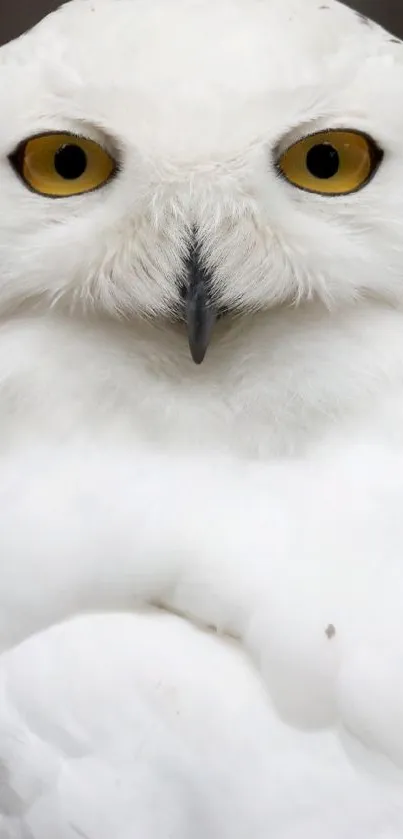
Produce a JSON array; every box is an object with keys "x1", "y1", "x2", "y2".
[
  {"x1": 52, "y1": 0, "x2": 368, "y2": 88},
  {"x1": 0, "y1": 0, "x2": 396, "y2": 161}
]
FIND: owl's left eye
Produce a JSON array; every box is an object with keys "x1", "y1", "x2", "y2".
[
  {"x1": 10, "y1": 132, "x2": 117, "y2": 197},
  {"x1": 277, "y1": 129, "x2": 383, "y2": 196}
]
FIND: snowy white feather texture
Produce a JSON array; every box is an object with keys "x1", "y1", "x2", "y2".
[
  {"x1": 1, "y1": 610, "x2": 403, "y2": 839},
  {"x1": 0, "y1": 0, "x2": 403, "y2": 833}
]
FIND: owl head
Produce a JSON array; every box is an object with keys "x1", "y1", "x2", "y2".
[{"x1": 0, "y1": 0, "x2": 402, "y2": 362}]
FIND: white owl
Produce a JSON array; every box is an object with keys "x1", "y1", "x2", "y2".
[{"x1": 1, "y1": 0, "x2": 403, "y2": 835}]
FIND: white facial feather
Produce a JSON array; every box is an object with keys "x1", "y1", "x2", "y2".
[{"x1": 0, "y1": 0, "x2": 403, "y2": 319}]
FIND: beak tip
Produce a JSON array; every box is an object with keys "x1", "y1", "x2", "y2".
[
  {"x1": 189, "y1": 346, "x2": 207, "y2": 364},
  {"x1": 186, "y1": 298, "x2": 216, "y2": 365}
]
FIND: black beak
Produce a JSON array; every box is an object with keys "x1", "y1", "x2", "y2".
[{"x1": 184, "y1": 248, "x2": 216, "y2": 365}]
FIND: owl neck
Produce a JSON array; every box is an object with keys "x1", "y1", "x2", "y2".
[{"x1": 0, "y1": 298, "x2": 402, "y2": 457}]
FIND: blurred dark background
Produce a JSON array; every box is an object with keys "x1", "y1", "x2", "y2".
[{"x1": 0, "y1": 0, "x2": 402, "y2": 46}]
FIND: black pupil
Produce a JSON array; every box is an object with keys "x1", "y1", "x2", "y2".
[
  {"x1": 54, "y1": 144, "x2": 88, "y2": 180},
  {"x1": 306, "y1": 143, "x2": 340, "y2": 180}
]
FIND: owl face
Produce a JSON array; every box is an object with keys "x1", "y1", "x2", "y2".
[{"x1": 0, "y1": 0, "x2": 402, "y2": 362}]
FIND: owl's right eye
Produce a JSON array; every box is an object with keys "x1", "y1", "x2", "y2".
[
  {"x1": 10, "y1": 132, "x2": 117, "y2": 197},
  {"x1": 277, "y1": 129, "x2": 383, "y2": 196}
]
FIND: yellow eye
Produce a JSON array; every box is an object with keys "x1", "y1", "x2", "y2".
[
  {"x1": 277, "y1": 130, "x2": 382, "y2": 195},
  {"x1": 11, "y1": 132, "x2": 116, "y2": 197}
]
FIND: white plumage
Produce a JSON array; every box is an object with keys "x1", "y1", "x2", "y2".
[
  {"x1": 1, "y1": 0, "x2": 403, "y2": 835},
  {"x1": 2, "y1": 610, "x2": 403, "y2": 839}
]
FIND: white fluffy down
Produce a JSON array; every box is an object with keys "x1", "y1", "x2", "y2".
[
  {"x1": 1, "y1": 610, "x2": 403, "y2": 839},
  {"x1": 1, "y1": 0, "x2": 403, "y2": 834},
  {"x1": 1, "y1": 437, "x2": 403, "y2": 836}
]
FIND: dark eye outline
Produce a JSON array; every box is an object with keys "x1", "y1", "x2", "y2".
[
  {"x1": 275, "y1": 128, "x2": 384, "y2": 197},
  {"x1": 8, "y1": 130, "x2": 119, "y2": 198}
]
